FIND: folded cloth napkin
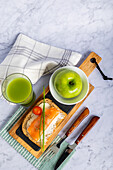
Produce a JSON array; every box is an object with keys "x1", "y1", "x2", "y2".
[{"x1": 0, "y1": 33, "x2": 82, "y2": 96}]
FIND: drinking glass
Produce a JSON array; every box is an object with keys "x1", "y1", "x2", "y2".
[{"x1": 1, "y1": 73, "x2": 34, "y2": 105}]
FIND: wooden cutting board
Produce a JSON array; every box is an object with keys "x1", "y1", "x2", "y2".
[{"x1": 9, "y1": 52, "x2": 102, "y2": 158}]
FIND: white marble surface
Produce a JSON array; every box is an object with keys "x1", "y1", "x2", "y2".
[{"x1": 0, "y1": 0, "x2": 113, "y2": 170}]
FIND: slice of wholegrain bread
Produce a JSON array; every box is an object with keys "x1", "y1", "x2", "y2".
[{"x1": 22, "y1": 98, "x2": 67, "y2": 146}]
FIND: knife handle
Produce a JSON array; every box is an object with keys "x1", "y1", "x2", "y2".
[
  {"x1": 75, "y1": 116, "x2": 100, "y2": 145},
  {"x1": 65, "y1": 108, "x2": 89, "y2": 137}
]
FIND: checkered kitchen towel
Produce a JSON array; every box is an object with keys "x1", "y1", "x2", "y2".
[{"x1": 0, "y1": 33, "x2": 82, "y2": 96}]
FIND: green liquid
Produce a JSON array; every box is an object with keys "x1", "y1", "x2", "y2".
[{"x1": 6, "y1": 77, "x2": 32, "y2": 104}]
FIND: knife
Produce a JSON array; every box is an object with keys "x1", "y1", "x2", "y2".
[
  {"x1": 55, "y1": 116, "x2": 100, "y2": 170},
  {"x1": 55, "y1": 108, "x2": 90, "y2": 147}
]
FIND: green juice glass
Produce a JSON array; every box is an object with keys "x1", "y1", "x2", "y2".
[{"x1": 1, "y1": 73, "x2": 34, "y2": 105}]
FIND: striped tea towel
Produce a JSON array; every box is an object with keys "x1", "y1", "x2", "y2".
[
  {"x1": 0, "y1": 33, "x2": 82, "y2": 96},
  {"x1": 0, "y1": 105, "x2": 75, "y2": 170},
  {"x1": 0, "y1": 106, "x2": 61, "y2": 169}
]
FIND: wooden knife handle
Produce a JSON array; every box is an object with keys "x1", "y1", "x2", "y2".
[
  {"x1": 65, "y1": 108, "x2": 89, "y2": 137},
  {"x1": 75, "y1": 116, "x2": 100, "y2": 145}
]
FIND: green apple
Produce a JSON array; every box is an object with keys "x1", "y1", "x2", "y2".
[{"x1": 54, "y1": 69, "x2": 82, "y2": 98}]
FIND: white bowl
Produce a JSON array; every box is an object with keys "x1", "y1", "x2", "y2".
[{"x1": 49, "y1": 66, "x2": 89, "y2": 105}]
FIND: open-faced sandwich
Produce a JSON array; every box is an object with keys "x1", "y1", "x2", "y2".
[{"x1": 22, "y1": 98, "x2": 67, "y2": 149}]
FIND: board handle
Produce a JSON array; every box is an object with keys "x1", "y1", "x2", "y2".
[
  {"x1": 79, "y1": 52, "x2": 102, "y2": 77},
  {"x1": 66, "y1": 108, "x2": 89, "y2": 137},
  {"x1": 75, "y1": 116, "x2": 100, "y2": 145}
]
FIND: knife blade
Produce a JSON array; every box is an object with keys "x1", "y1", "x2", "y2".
[
  {"x1": 54, "y1": 108, "x2": 89, "y2": 148},
  {"x1": 55, "y1": 116, "x2": 100, "y2": 170}
]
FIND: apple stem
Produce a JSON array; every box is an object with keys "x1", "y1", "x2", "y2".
[{"x1": 69, "y1": 81, "x2": 74, "y2": 85}]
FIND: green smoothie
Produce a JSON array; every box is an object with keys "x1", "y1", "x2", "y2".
[{"x1": 6, "y1": 77, "x2": 33, "y2": 104}]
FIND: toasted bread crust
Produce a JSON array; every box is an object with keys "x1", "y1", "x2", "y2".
[{"x1": 22, "y1": 98, "x2": 67, "y2": 146}]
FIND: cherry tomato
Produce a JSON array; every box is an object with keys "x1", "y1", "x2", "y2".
[{"x1": 32, "y1": 106, "x2": 42, "y2": 115}]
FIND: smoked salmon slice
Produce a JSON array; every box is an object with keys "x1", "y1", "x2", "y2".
[{"x1": 27, "y1": 107, "x2": 60, "y2": 141}]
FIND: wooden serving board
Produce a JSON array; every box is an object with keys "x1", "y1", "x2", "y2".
[{"x1": 9, "y1": 52, "x2": 102, "y2": 159}]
